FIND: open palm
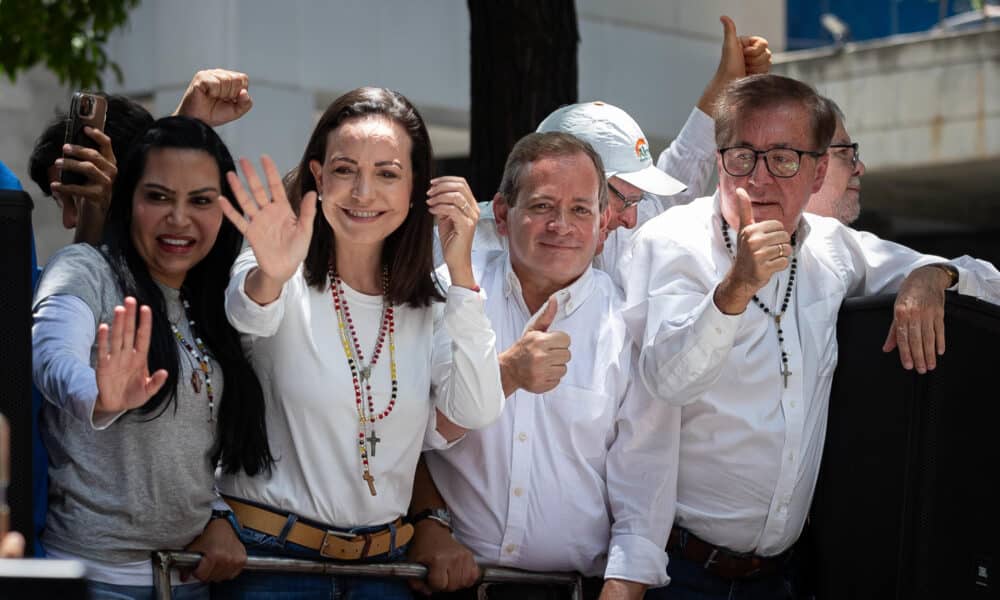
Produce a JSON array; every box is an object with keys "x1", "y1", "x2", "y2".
[
  {"x1": 95, "y1": 297, "x2": 168, "y2": 414},
  {"x1": 220, "y1": 156, "x2": 318, "y2": 286}
]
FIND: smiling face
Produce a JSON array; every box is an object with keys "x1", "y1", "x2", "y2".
[
  {"x1": 718, "y1": 103, "x2": 828, "y2": 235},
  {"x1": 806, "y1": 117, "x2": 866, "y2": 224},
  {"x1": 129, "y1": 148, "x2": 224, "y2": 289},
  {"x1": 495, "y1": 151, "x2": 606, "y2": 296},
  {"x1": 308, "y1": 116, "x2": 413, "y2": 254}
]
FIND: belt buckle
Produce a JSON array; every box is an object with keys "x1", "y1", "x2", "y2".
[{"x1": 319, "y1": 528, "x2": 361, "y2": 560}]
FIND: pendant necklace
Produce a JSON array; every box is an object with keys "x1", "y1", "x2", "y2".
[
  {"x1": 331, "y1": 265, "x2": 398, "y2": 497},
  {"x1": 721, "y1": 220, "x2": 798, "y2": 388},
  {"x1": 171, "y1": 295, "x2": 216, "y2": 421}
]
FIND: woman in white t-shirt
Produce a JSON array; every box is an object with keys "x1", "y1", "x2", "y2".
[{"x1": 213, "y1": 87, "x2": 504, "y2": 599}]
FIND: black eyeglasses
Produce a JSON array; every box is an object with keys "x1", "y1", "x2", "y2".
[
  {"x1": 607, "y1": 182, "x2": 643, "y2": 210},
  {"x1": 718, "y1": 146, "x2": 825, "y2": 178},
  {"x1": 828, "y1": 142, "x2": 860, "y2": 170}
]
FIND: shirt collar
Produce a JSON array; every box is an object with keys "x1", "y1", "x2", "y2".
[{"x1": 501, "y1": 251, "x2": 596, "y2": 318}]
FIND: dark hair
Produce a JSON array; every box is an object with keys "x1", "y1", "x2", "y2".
[
  {"x1": 497, "y1": 131, "x2": 608, "y2": 210},
  {"x1": 101, "y1": 116, "x2": 273, "y2": 476},
  {"x1": 285, "y1": 87, "x2": 443, "y2": 307},
  {"x1": 28, "y1": 93, "x2": 155, "y2": 196},
  {"x1": 714, "y1": 74, "x2": 836, "y2": 152}
]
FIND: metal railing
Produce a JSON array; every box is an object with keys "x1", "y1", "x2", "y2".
[{"x1": 151, "y1": 551, "x2": 583, "y2": 600}]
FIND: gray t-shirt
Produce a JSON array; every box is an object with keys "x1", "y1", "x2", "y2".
[{"x1": 33, "y1": 244, "x2": 223, "y2": 563}]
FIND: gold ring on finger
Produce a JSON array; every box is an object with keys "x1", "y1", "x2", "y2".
[{"x1": 778, "y1": 243, "x2": 784, "y2": 258}]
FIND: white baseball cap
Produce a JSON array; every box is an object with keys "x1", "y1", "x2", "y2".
[{"x1": 536, "y1": 101, "x2": 687, "y2": 197}]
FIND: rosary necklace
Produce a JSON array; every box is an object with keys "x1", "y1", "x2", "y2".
[
  {"x1": 721, "y1": 221, "x2": 798, "y2": 388},
  {"x1": 330, "y1": 265, "x2": 398, "y2": 497},
  {"x1": 171, "y1": 295, "x2": 216, "y2": 421}
]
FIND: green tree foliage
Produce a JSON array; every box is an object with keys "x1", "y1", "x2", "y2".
[{"x1": 0, "y1": 0, "x2": 140, "y2": 89}]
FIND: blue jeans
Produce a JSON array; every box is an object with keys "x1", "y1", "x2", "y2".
[
  {"x1": 88, "y1": 580, "x2": 208, "y2": 600},
  {"x1": 212, "y1": 521, "x2": 413, "y2": 600},
  {"x1": 644, "y1": 556, "x2": 793, "y2": 600}
]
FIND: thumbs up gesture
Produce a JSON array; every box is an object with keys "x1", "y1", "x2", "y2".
[
  {"x1": 714, "y1": 188, "x2": 792, "y2": 315},
  {"x1": 498, "y1": 296, "x2": 572, "y2": 396},
  {"x1": 697, "y1": 16, "x2": 773, "y2": 117}
]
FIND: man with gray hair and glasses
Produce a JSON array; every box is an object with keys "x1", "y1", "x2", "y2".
[
  {"x1": 618, "y1": 74, "x2": 1000, "y2": 599},
  {"x1": 805, "y1": 97, "x2": 865, "y2": 225}
]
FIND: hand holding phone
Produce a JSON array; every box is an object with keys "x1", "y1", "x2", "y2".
[{"x1": 60, "y1": 92, "x2": 108, "y2": 187}]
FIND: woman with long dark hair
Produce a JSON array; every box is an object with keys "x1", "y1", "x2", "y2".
[
  {"x1": 31, "y1": 116, "x2": 272, "y2": 599},
  {"x1": 213, "y1": 87, "x2": 504, "y2": 599}
]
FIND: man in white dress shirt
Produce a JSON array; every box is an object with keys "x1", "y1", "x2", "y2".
[
  {"x1": 619, "y1": 74, "x2": 1000, "y2": 600},
  {"x1": 417, "y1": 132, "x2": 680, "y2": 600}
]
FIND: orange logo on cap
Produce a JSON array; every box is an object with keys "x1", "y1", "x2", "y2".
[{"x1": 635, "y1": 138, "x2": 651, "y2": 162}]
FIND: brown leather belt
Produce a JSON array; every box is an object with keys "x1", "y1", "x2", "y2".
[
  {"x1": 667, "y1": 527, "x2": 789, "y2": 580},
  {"x1": 226, "y1": 496, "x2": 414, "y2": 561}
]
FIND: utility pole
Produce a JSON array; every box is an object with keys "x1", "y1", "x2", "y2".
[{"x1": 467, "y1": 0, "x2": 579, "y2": 204}]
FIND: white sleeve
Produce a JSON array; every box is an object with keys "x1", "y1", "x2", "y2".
[
  {"x1": 618, "y1": 235, "x2": 741, "y2": 406},
  {"x1": 651, "y1": 107, "x2": 717, "y2": 216},
  {"x1": 32, "y1": 294, "x2": 125, "y2": 429},
  {"x1": 604, "y1": 359, "x2": 680, "y2": 587},
  {"x1": 224, "y1": 245, "x2": 299, "y2": 337},
  {"x1": 949, "y1": 255, "x2": 1000, "y2": 305},
  {"x1": 844, "y1": 228, "x2": 1000, "y2": 303},
  {"x1": 429, "y1": 286, "x2": 505, "y2": 430}
]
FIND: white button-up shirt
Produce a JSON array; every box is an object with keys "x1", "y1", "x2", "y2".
[
  {"x1": 426, "y1": 251, "x2": 680, "y2": 586},
  {"x1": 617, "y1": 194, "x2": 1000, "y2": 556}
]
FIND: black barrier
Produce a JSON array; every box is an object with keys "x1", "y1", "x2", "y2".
[
  {"x1": 809, "y1": 292, "x2": 1000, "y2": 599},
  {"x1": 0, "y1": 189, "x2": 34, "y2": 551}
]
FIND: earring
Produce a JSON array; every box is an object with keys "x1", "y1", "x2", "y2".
[{"x1": 317, "y1": 194, "x2": 323, "y2": 203}]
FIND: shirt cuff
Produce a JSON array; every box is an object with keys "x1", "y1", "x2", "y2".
[
  {"x1": 423, "y1": 409, "x2": 465, "y2": 451},
  {"x1": 225, "y1": 267, "x2": 289, "y2": 335},
  {"x1": 604, "y1": 533, "x2": 670, "y2": 587},
  {"x1": 700, "y1": 285, "x2": 743, "y2": 343}
]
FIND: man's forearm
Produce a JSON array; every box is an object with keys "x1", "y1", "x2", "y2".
[
  {"x1": 599, "y1": 578, "x2": 648, "y2": 600},
  {"x1": 409, "y1": 454, "x2": 447, "y2": 516}
]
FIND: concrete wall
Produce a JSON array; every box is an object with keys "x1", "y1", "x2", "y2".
[{"x1": 773, "y1": 26, "x2": 1000, "y2": 224}]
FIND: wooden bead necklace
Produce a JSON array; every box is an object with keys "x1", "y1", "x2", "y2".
[
  {"x1": 330, "y1": 264, "x2": 398, "y2": 497},
  {"x1": 171, "y1": 295, "x2": 216, "y2": 421},
  {"x1": 721, "y1": 220, "x2": 798, "y2": 388}
]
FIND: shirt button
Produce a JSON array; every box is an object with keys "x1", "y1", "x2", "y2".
[
  {"x1": 518, "y1": 432, "x2": 527, "y2": 442},
  {"x1": 513, "y1": 487, "x2": 524, "y2": 497},
  {"x1": 715, "y1": 327, "x2": 722, "y2": 335},
  {"x1": 505, "y1": 544, "x2": 517, "y2": 554},
  {"x1": 790, "y1": 401, "x2": 797, "y2": 408}
]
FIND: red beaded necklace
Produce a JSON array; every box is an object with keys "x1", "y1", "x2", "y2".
[{"x1": 330, "y1": 265, "x2": 398, "y2": 497}]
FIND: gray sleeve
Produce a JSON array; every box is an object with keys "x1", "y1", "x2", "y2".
[
  {"x1": 32, "y1": 294, "x2": 125, "y2": 429},
  {"x1": 33, "y1": 244, "x2": 117, "y2": 330},
  {"x1": 32, "y1": 245, "x2": 126, "y2": 429}
]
